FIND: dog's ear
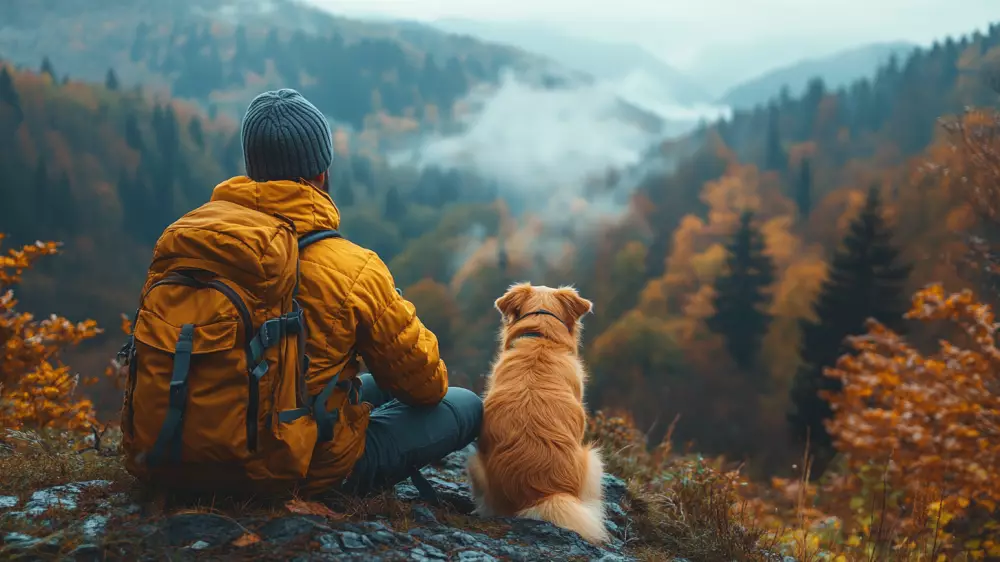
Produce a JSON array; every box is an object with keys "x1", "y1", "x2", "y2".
[
  {"x1": 495, "y1": 282, "x2": 533, "y2": 319},
  {"x1": 553, "y1": 286, "x2": 593, "y2": 322}
]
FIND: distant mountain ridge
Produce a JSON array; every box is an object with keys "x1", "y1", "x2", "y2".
[
  {"x1": 719, "y1": 41, "x2": 919, "y2": 109},
  {"x1": 429, "y1": 18, "x2": 713, "y2": 107}
]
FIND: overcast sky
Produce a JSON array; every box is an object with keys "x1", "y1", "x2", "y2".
[{"x1": 309, "y1": 0, "x2": 998, "y2": 89}]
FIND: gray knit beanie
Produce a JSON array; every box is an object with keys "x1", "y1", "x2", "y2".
[{"x1": 240, "y1": 88, "x2": 334, "y2": 182}]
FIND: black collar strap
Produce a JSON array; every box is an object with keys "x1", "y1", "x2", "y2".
[
  {"x1": 506, "y1": 309, "x2": 568, "y2": 349},
  {"x1": 512, "y1": 309, "x2": 564, "y2": 325}
]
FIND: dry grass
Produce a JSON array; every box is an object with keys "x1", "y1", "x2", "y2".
[
  {"x1": 0, "y1": 426, "x2": 130, "y2": 497},
  {"x1": 586, "y1": 410, "x2": 783, "y2": 562}
]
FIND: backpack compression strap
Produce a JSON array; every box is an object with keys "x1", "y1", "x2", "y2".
[
  {"x1": 299, "y1": 229, "x2": 342, "y2": 250},
  {"x1": 297, "y1": 229, "x2": 357, "y2": 442}
]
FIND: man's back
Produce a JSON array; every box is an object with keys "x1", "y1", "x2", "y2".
[{"x1": 209, "y1": 174, "x2": 449, "y2": 485}]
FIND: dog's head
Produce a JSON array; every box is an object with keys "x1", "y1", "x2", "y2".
[{"x1": 495, "y1": 282, "x2": 593, "y2": 349}]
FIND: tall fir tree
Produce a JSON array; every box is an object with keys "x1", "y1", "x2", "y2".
[
  {"x1": 764, "y1": 103, "x2": 786, "y2": 172},
  {"x1": 125, "y1": 113, "x2": 144, "y2": 151},
  {"x1": 336, "y1": 181, "x2": 356, "y2": 208},
  {"x1": 40, "y1": 56, "x2": 56, "y2": 81},
  {"x1": 706, "y1": 210, "x2": 775, "y2": 372},
  {"x1": 33, "y1": 156, "x2": 50, "y2": 234},
  {"x1": 0, "y1": 67, "x2": 20, "y2": 111},
  {"x1": 0, "y1": 66, "x2": 23, "y2": 128},
  {"x1": 50, "y1": 172, "x2": 78, "y2": 236},
  {"x1": 187, "y1": 116, "x2": 204, "y2": 149},
  {"x1": 383, "y1": 186, "x2": 406, "y2": 221},
  {"x1": 333, "y1": 165, "x2": 355, "y2": 207},
  {"x1": 795, "y1": 158, "x2": 813, "y2": 220},
  {"x1": 788, "y1": 186, "x2": 912, "y2": 469},
  {"x1": 105, "y1": 68, "x2": 120, "y2": 90}
]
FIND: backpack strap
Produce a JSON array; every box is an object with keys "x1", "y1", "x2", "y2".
[
  {"x1": 296, "y1": 229, "x2": 356, "y2": 443},
  {"x1": 409, "y1": 466, "x2": 441, "y2": 506},
  {"x1": 312, "y1": 350, "x2": 358, "y2": 442},
  {"x1": 299, "y1": 229, "x2": 342, "y2": 250},
  {"x1": 148, "y1": 323, "x2": 195, "y2": 466}
]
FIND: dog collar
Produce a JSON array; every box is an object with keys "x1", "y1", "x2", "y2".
[
  {"x1": 505, "y1": 309, "x2": 569, "y2": 350},
  {"x1": 507, "y1": 331, "x2": 544, "y2": 350},
  {"x1": 512, "y1": 309, "x2": 563, "y2": 325}
]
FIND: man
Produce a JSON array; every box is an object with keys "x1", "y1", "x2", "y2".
[{"x1": 220, "y1": 88, "x2": 482, "y2": 496}]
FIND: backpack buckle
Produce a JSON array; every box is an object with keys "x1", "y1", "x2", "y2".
[
  {"x1": 169, "y1": 379, "x2": 188, "y2": 411},
  {"x1": 259, "y1": 323, "x2": 272, "y2": 348}
]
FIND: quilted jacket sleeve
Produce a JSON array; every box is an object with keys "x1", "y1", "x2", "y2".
[{"x1": 352, "y1": 251, "x2": 448, "y2": 407}]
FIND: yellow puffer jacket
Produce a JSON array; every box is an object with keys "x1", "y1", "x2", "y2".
[{"x1": 210, "y1": 176, "x2": 449, "y2": 487}]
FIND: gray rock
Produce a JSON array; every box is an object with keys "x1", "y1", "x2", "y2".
[
  {"x1": 21, "y1": 480, "x2": 110, "y2": 516},
  {"x1": 317, "y1": 533, "x2": 344, "y2": 554},
  {"x1": 81, "y1": 514, "x2": 108, "y2": 538},
  {"x1": 457, "y1": 551, "x2": 498, "y2": 561},
  {"x1": 3, "y1": 532, "x2": 37, "y2": 545},
  {"x1": 69, "y1": 543, "x2": 102, "y2": 562},
  {"x1": 9, "y1": 464, "x2": 647, "y2": 562},
  {"x1": 408, "y1": 545, "x2": 448, "y2": 560},
  {"x1": 410, "y1": 505, "x2": 438, "y2": 526},
  {"x1": 339, "y1": 531, "x2": 374, "y2": 551},
  {"x1": 0, "y1": 531, "x2": 62, "y2": 554},
  {"x1": 257, "y1": 516, "x2": 327, "y2": 544},
  {"x1": 0, "y1": 496, "x2": 18, "y2": 510},
  {"x1": 164, "y1": 512, "x2": 244, "y2": 547},
  {"x1": 602, "y1": 474, "x2": 628, "y2": 505}
]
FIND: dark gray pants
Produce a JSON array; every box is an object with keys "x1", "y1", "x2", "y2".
[{"x1": 340, "y1": 374, "x2": 483, "y2": 496}]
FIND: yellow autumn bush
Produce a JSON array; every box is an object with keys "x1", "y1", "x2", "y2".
[{"x1": 0, "y1": 233, "x2": 102, "y2": 432}]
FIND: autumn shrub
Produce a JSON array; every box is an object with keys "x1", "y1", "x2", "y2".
[
  {"x1": 586, "y1": 409, "x2": 782, "y2": 562},
  {"x1": 0, "y1": 234, "x2": 103, "y2": 433},
  {"x1": 816, "y1": 283, "x2": 1000, "y2": 560}
]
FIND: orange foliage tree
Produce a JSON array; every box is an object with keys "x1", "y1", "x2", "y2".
[
  {"x1": 823, "y1": 283, "x2": 1000, "y2": 555},
  {"x1": 0, "y1": 234, "x2": 102, "y2": 431}
]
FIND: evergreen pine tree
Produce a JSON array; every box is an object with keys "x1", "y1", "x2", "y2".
[
  {"x1": 50, "y1": 172, "x2": 78, "y2": 235},
  {"x1": 383, "y1": 186, "x2": 406, "y2": 221},
  {"x1": 117, "y1": 170, "x2": 141, "y2": 235},
  {"x1": 0, "y1": 66, "x2": 23, "y2": 130},
  {"x1": 706, "y1": 210, "x2": 775, "y2": 372},
  {"x1": 788, "y1": 186, "x2": 912, "y2": 468},
  {"x1": 32, "y1": 157, "x2": 50, "y2": 233},
  {"x1": 40, "y1": 56, "x2": 55, "y2": 80},
  {"x1": 336, "y1": 180, "x2": 356, "y2": 208},
  {"x1": 764, "y1": 104, "x2": 786, "y2": 171},
  {"x1": 796, "y1": 158, "x2": 813, "y2": 219},
  {"x1": 0, "y1": 67, "x2": 21, "y2": 111},
  {"x1": 223, "y1": 133, "x2": 244, "y2": 176},
  {"x1": 188, "y1": 116, "x2": 204, "y2": 148},
  {"x1": 125, "y1": 113, "x2": 144, "y2": 151},
  {"x1": 105, "y1": 68, "x2": 120, "y2": 90}
]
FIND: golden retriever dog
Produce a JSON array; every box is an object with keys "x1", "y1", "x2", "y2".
[{"x1": 466, "y1": 282, "x2": 608, "y2": 544}]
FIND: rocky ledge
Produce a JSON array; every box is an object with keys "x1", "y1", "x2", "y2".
[{"x1": 0, "y1": 446, "x2": 642, "y2": 561}]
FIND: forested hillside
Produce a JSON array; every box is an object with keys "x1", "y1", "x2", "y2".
[
  {"x1": 0, "y1": 0, "x2": 552, "y2": 131},
  {"x1": 719, "y1": 41, "x2": 918, "y2": 110}
]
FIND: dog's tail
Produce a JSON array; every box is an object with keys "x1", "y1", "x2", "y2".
[{"x1": 516, "y1": 493, "x2": 609, "y2": 544}]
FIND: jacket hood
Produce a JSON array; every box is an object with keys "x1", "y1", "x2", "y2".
[{"x1": 210, "y1": 176, "x2": 341, "y2": 234}]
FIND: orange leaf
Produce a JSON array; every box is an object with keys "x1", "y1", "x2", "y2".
[
  {"x1": 232, "y1": 532, "x2": 261, "y2": 547},
  {"x1": 284, "y1": 499, "x2": 342, "y2": 519}
]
